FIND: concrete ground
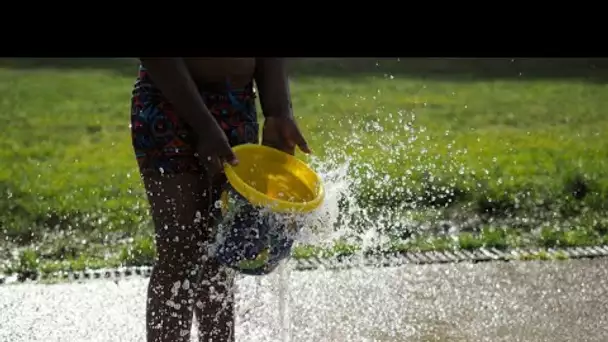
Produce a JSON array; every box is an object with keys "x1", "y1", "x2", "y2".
[{"x1": 1, "y1": 259, "x2": 607, "y2": 342}]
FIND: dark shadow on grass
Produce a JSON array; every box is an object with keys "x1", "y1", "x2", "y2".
[
  {"x1": 288, "y1": 58, "x2": 608, "y2": 83},
  {"x1": 0, "y1": 58, "x2": 139, "y2": 77},
  {"x1": 3, "y1": 57, "x2": 608, "y2": 83}
]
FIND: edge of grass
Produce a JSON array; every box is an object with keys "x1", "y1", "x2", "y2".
[{"x1": 2, "y1": 223, "x2": 607, "y2": 284}]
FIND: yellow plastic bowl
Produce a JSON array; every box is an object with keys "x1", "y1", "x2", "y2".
[{"x1": 223, "y1": 144, "x2": 324, "y2": 214}]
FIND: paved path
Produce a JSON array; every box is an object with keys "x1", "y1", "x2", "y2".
[{"x1": 1, "y1": 259, "x2": 607, "y2": 342}]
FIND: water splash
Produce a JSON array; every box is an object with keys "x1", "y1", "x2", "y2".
[
  {"x1": 292, "y1": 110, "x2": 427, "y2": 253},
  {"x1": 295, "y1": 159, "x2": 352, "y2": 246}
]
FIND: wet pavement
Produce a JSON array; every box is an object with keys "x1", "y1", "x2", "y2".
[{"x1": 1, "y1": 258, "x2": 607, "y2": 342}]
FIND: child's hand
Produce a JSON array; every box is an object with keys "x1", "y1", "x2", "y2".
[
  {"x1": 261, "y1": 116, "x2": 311, "y2": 155},
  {"x1": 195, "y1": 121, "x2": 238, "y2": 178}
]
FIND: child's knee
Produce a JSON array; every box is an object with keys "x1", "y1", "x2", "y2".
[
  {"x1": 198, "y1": 258, "x2": 235, "y2": 294},
  {"x1": 155, "y1": 242, "x2": 204, "y2": 277}
]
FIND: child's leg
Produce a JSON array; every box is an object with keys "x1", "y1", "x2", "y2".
[
  {"x1": 142, "y1": 173, "x2": 222, "y2": 342},
  {"x1": 131, "y1": 76, "x2": 236, "y2": 341},
  {"x1": 194, "y1": 243, "x2": 236, "y2": 341}
]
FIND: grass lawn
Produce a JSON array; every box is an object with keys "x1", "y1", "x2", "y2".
[{"x1": 1, "y1": 58, "x2": 608, "y2": 278}]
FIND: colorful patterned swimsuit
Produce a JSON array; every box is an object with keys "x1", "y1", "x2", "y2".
[{"x1": 130, "y1": 65, "x2": 259, "y2": 175}]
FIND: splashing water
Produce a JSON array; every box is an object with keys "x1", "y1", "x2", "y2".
[
  {"x1": 295, "y1": 160, "x2": 353, "y2": 246},
  {"x1": 277, "y1": 263, "x2": 292, "y2": 342},
  {"x1": 294, "y1": 110, "x2": 430, "y2": 252},
  {"x1": 245, "y1": 109, "x2": 445, "y2": 341},
  {"x1": 231, "y1": 96, "x2": 576, "y2": 340}
]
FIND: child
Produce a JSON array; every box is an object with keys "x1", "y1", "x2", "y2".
[{"x1": 131, "y1": 58, "x2": 310, "y2": 342}]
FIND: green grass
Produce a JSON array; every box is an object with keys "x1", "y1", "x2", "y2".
[{"x1": 1, "y1": 58, "x2": 607, "y2": 278}]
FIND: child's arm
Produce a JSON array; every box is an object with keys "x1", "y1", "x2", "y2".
[
  {"x1": 254, "y1": 58, "x2": 310, "y2": 155},
  {"x1": 139, "y1": 58, "x2": 217, "y2": 133},
  {"x1": 140, "y1": 58, "x2": 237, "y2": 166},
  {"x1": 254, "y1": 58, "x2": 294, "y2": 118}
]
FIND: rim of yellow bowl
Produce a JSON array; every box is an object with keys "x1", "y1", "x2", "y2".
[{"x1": 224, "y1": 144, "x2": 325, "y2": 214}]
